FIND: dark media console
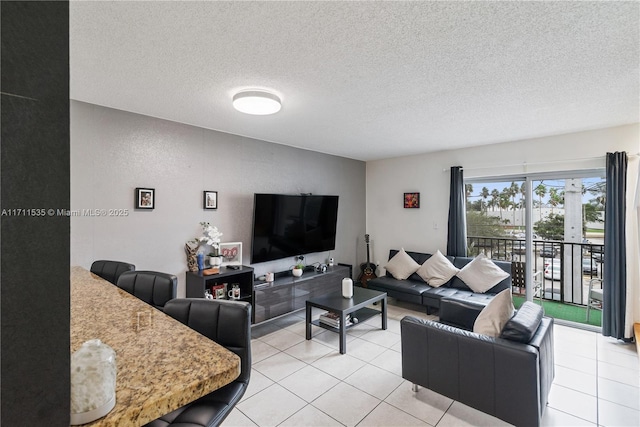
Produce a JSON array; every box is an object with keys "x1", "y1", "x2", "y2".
[
  {"x1": 253, "y1": 264, "x2": 352, "y2": 324},
  {"x1": 186, "y1": 264, "x2": 352, "y2": 324}
]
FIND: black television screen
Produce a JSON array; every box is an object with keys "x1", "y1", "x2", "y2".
[{"x1": 251, "y1": 194, "x2": 339, "y2": 264}]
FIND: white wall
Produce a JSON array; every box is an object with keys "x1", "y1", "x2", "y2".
[
  {"x1": 71, "y1": 101, "x2": 366, "y2": 296},
  {"x1": 366, "y1": 124, "x2": 640, "y2": 270}
]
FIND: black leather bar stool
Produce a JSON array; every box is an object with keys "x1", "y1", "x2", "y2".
[
  {"x1": 90, "y1": 260, "x2": 135, "y2": 285},
  {"x1": 144, "y1": 298, "x2": 252, "y2": 427},
  {"x1": 116, "y1": 270, "x2": 177, "y2": 310}
]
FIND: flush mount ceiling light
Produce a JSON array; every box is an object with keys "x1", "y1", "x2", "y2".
[{"x1": 232, "y1": 90, "x2": 282, "y2": 115}]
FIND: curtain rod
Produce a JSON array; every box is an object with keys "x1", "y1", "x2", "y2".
[{"x1": 442, "y1": 153, "x2": 639, "y2": 172}]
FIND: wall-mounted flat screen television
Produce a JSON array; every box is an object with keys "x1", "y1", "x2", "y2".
[{"x1": 251, "y1": 193, "x2": 339, "y2": 264}]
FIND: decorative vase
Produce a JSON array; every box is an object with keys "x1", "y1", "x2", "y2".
[
  {"x1": 185, "y1": 244, "x2": 198, "y2": 272},
  {"x1": 210, "y1": 256, "x2": 222, "y2": 267},
  {"x1": 197, "y1": 253, "x2": 205, "y2": 270},
  {"x1": 342, "y1": 278, "x2": 353, "y2": 298},
  {"x1": 70, "y1": 339, "x2": 117, "y2": 425},
  {"x1": 292, "y1": 268, "x2": 303, "y2": 277}
]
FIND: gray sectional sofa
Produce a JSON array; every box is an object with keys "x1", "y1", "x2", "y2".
[
  {"x1": 401, "y1": 302, "x2": 554, "y2": 426},
  {"x1": 369, "y1": 250, "x2": 554, "y2": 426},
  {"x1": 366, "y1": 250, "x2": 512, "y2": 323}
]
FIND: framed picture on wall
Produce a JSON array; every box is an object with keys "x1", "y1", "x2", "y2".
[
  {"x1": 220, "y1": 242, "x2": 242, "y2": 266},
  {"x1": 203, "y1": 191, "x2": 218, "y2": 210},
  {"x1": 135, "y1": 187, "x2": 155, "y2": 209},
  {"x1": 404, "y1": 192, "x2": 420, "y2": 209}
]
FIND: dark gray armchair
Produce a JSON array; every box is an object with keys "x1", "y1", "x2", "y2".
[
  {"x1": 90, "y1": 260, "x2": 135, "y2": 285},
  {"x1": 144, "y1": 298, "x2": 252, "y2": 427},
  {"x1": 401, "y1": 302, "x2": 554, "y2": 427},
  {"x1": 116, "y1": 270, "x2": 177, "y2": 310}
]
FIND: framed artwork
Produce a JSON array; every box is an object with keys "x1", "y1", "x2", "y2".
[
  {"x1": 211, "y1": 284, "x2": 226, "y2": 300},
  {"x1": 404, "y1": 192, "x2": 420, "y2": 209},
  {"x1": 203, "y1": 191, "x2": 218, "y2": 210},
  {"x1": 220, "y1": 242, "x2": 242, "y2": 266},
  {"x1": 135, "y1": 188, "x2": 155, "y2": 209}
]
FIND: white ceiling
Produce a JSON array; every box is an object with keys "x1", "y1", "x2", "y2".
[{"x1": 70, "y1": 1, "x2": 639, "y2": 162}]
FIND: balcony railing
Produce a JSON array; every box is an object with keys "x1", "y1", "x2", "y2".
[{"x1": 467, "y1": 236, "x2": 603, "y2": 307}]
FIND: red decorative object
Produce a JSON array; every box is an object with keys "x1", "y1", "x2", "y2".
[{"x1": 404, "y1": 192, "x2": 420, "y2": 208}]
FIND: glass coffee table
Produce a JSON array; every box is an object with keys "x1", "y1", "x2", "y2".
[{"x1": 305, "y1": 287, "x2": 387, "y2": 354}]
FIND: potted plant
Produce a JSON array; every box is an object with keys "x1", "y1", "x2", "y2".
[
  {"x1": 188, "y1": 222, "x2": 223, "y2": 267},
  {"x1": 292, "y1": 262, "x2": 304, "y2": 277},
  {"x1": 208, "y1": 249, "x2": 222, "y2": 267}
]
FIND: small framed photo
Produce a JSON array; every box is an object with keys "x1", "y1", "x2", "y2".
[
  {"x1": 220, "y1": 242, "x2": 242, "y2": 266},
  {"x1": 211, "y1": 284, "x2": 226, "y2": 300},
  {"x1": 404, "y1": 192, "x2": 420, "y2": 209},
  {"x1": 203, "y1": 191, "x2": 218, "y2": 210},
  {"x1": 135, "y1": 188, "x2": 155, "y2": 209}
]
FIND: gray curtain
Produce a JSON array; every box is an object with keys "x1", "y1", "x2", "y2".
[
  {"x1": 602, "y1": 152, "x2": 627, "y2": 339},
  {"x1": 447, "y1": 166, "x2": 467, "y2": 257}
]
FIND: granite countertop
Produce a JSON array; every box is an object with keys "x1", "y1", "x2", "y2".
[{"x1": 70, "y1": 266, "x2": 240, "y2": 426}]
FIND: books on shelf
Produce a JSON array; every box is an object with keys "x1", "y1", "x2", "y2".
[{"x1": 319, "y1": 311, "x2": 350, "y2": 328}]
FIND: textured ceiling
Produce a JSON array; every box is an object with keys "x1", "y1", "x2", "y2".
[{"x1": 70, "y1": 1, "x2": 639, "y2": 161}]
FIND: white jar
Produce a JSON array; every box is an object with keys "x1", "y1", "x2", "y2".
[
  {"x1": 342, "y1": 278, "x2": 353, "y2": 298},
  {"x1": 70, "y1": 339, "x2": 117, "y2": 425}
]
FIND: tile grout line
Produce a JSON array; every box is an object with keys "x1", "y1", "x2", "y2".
[
  {"x1": 293, "y1": 379, "x2": 348, "y2": 427},
  {"x1": 372, "y1": 380, "x2": 439, "y2": 427},
  {"x1": 249, "y1": 310, "x2": 637, "y2": 426},
  {"x1": 434, "y1": 399, "x2": 455, "y2": 427},
  {"x1": 352, "y1": 399, "x2": 385, "y2": 427},
  {"x1": 298, "y1": 402, "x2": 346, "y2": 427},
  {"x1": 545, "y1": 402, "x2": 599, "y2": 427},
  {"x1": 253, "y1": 317, "x2": 420, "y2": 426},
  {"x1": 306, "y1": 368, "x2": 378, "y2": 426},
  {"x1": 235, "y1": 406, "x2": 260, "y2": 427}
]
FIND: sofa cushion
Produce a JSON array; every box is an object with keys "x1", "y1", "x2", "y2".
[
  {"x1": 456, "y1": 254, "x2": 510, "y2": 293},
  {"x1": 385, "y1": 250, "x2": 433, "y2": 281},
  {"x1": 416, "y1": 250, "x2": 460, "y2": 287},
  {"x1": 500, "y1": 301, "x2": 544, "y2": 343},
  {"x1": 473, "y1": 289, "x2": 514, "y2": 337},
  {"x1": 438, "y1": 293, "x2": 493, "y2": 330},
  {"x1": 368, "y1": 275, "x2": 431, "y2": 296},
  {"x1": 385, "y1": 248, "x2": 420, "y2": 280},
  {"x1": 424, "y1": 287, "x2": 496, "y2": 308},
  {"x1": 448, "y1": 257, "x2": 511, "y2": 293}
]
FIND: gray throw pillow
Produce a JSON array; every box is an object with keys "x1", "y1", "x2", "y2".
[{"x1": 500, "y1": 301, "x2": 543, "y2": 343}]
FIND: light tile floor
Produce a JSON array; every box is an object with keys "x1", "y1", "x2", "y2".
[{"x1": 222, "y1": 300, "x2": 639, "y2": 427}]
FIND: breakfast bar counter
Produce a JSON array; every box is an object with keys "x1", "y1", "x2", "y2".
[{"x1": 70, "y1": 266, "x2": 240, "y2": 426}]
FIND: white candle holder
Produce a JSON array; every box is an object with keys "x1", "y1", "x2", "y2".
[{"x1": 342, "y1": 278, "x2": 353, "y2": 298}]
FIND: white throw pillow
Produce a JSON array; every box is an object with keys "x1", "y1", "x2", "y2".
[
  {"x1": 416, "y1": 250, "x2": 460, "y2": 287},
  {"x1": 385, "y1": 248, "x2": 420, "y2": 280},
  {"x1": 473, "y1": 288, "x2": 515, "y2": 337},
  {"x1": 456, "y1": 253, "x2": 510, "y2": 293}
]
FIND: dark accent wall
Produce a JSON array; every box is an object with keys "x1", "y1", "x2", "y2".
[{"x1": 1, "y1": 2, "x2": 70, "y2": 425}]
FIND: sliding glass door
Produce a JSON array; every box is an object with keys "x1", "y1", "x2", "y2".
[{"x1": 465, "y1": 171, "x2": 606, "y2": 327}]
